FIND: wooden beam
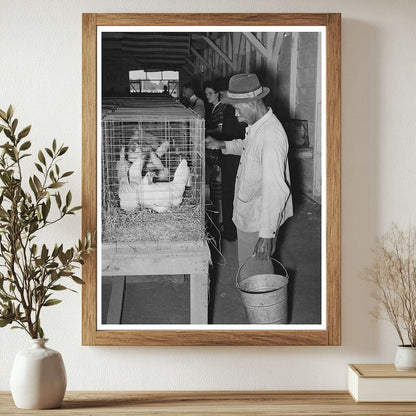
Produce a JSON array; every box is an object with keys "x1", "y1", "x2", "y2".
[
  {"x1": 273, "y1": 32, "x2": 284, "y2": 60},
  {"x1": 266, "y1": 33, "x2": 278, "y2": 104},
  {"x1": 185, "y1": 57, "x2": 196, "y2": 69},
  {"x1": 201, "y1": 35, "x2": 233, "y2": 68},
  {"x1": 227, "y1": 33, "x2": 233, "y2": 76},
  {"x1": 289, "y1": 33, "x2": 299, "y2": 118},
  {"x1": 191, "y1": 46, "x2": 215, "y2": 72},
  {"x1": 182, "y1": 65, "x2": 194, "y2": 77},
  {"x1": 256, "y1": 32, "x2": 262, "y2": 69},
  {"x1": 242, "y1": 32, "x2": 267, "y2": 58},
  {"x1": 245, "y1": 37, "x2": 250, "y2": 72},
  {"x1": 232, "y1": 32, "x2": 239, "y2": 72},
  {"x1": 221, "y1": 36, "x2": 227, "y2": 76}
]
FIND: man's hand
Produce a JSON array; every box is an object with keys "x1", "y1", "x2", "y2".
[
  {"x1": 205, "y1": 135, "x2": 225, "y2": 150},
  {"x1": 254, "y1": 237, "x2": 276, "y2": 261}
]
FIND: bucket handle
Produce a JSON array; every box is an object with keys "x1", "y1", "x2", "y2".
[{"x1": 235, "y1": 256, "x2": 289, "y2": 290}]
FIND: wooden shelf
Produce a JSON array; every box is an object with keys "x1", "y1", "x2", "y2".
[{"x1": 1, "y1": 391, "x2": 416, "y2": 415}]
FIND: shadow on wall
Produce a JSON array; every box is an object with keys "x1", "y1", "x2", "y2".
[{"x1": 341, "y1": 19, "x2": 381, "y2": 355}]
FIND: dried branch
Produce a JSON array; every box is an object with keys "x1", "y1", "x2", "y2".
[{"x1": 363, "y1": 223, "x2": 416, "y2": 346}]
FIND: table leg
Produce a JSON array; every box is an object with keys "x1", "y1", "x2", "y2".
[
  {"x1": 190, "y1": 273, "x2": 209, "y2": 324},
  {"x1": 106, "y1": 276, "x2": 126, "y2": 324}
]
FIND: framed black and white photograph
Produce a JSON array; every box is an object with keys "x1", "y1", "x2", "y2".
[{"x1": 82, "y1": 13, "x2": 341, "y2": 346}]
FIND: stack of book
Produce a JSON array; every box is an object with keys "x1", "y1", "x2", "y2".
[{"x1": 348, "y1": 364, "x2": 416, "y2": 402}]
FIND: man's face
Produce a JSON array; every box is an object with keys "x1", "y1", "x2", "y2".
[
  {"x1": 233, "y1": 102, "x2": 255, "y2": 125},
  {"x1": 182, "y1": 88, "x2": 193, "y2": 100}
]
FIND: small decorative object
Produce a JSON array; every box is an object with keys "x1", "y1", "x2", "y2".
[
  {"x1": 363, "y1": 223, "x2": 416, "y2": 370},
  {"x1": 10, "y1": 339, "x2": 66, "y2": 409},
  {"x1": 0, "y1": 105, "x2": 94, "y2": 409},
  {"x1": 348, "y1": 364, "x2": 416, "y2": 402},
  {"x1": 394, "y1": 346, "x2": 416, "y2": 371}
]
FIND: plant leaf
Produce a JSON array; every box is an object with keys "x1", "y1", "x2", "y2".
[
  {"x1": 34, "y1": 163, "x2": 43, "y2": 173},
  {"x1": 69, "y1": 206, "x2": 82, "y2": 213},
  {"x1": 3, "y1": 129, "x2": 12, "y2": 140},
  {"x1": 48, "y1": 182, "x2": 64, "y2": 189},
  {"x1": 41, "y1": 244, "x2": 48, "y2": 262},
  {"x1": 43, "y1": 299, "x2": 62, "y2": 307},
  {"x1": 61, "y1": 171, "x2": 74, "y2": 178},
  {"x1": 58, "y1": 146, "x2": 69, "y2": 156},
  {"x1": 50, "y1": 285, "x2": 68, "y2": 291},
  {"x1": 0, "y1": 317, "x2": 13, "y2": 327},
  {"x1": 38, "y1": 325, "x2": 44, "y2": 339},
  {"x1": 19, "y1": 140, "x2": 31, "y2": 151},
  {"x1": 38, "y1": 150, "x2": 46, "y2": 165},
  {"x1": 11, "y1": 119, "x2": 18, "y2": 133},
  {"x1": 33, "y1": 175, "x2": 43, "y2": 192},
  {"x1": 6, "y1": 105, "x2": 14, "y2": 122},
  {"x1": 65, "y1": 191, "x2": 72, "y2": 207},
  {"x1": 41, "y1": 202, "x2": 50, "y2": 221},
  {"x1": 55, "y1": 192, "x2": 62, "y2": 208},
  {"x1": 71, "y1": 276, "x2": 85, "y2": 285},
  {"x1": 29, "y1": 177, "x2": 38, "y2": 197},
  {"x1": 17, "y1": 125, "x2": 31, "y2": 140}
]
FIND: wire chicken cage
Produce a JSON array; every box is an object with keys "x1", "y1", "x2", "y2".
[{"x1": 101, "y1": 95, "x2": 205, "y2": 243}]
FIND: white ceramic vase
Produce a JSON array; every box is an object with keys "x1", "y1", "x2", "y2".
[
  {"x1": 394, "y1": 345, "x2": 416, "y2": 371},
  {"x1": 10, "y1": 338, "x2": 67, "y2": 409}
]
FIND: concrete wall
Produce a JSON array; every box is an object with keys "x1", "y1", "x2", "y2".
[
  {"x1": 276, "y1": 34, "x2": 292, "y2": 120},
  {"x1": 296, "y1": 32, "x2": 319, "y2": 147},
  {"x1": 1, "y1": 0, "x2": 416, "y2": 391}
]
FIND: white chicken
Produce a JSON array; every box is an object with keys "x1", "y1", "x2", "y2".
[
  {"x1": 137, "y1": 159, "x2": 190, "y2": 213},
  {"x1": 115, "y1": 146, "x2": 130, "y2": 181},
  {"x1": 118, "y1": 144, "x2": 143, "y2": 212},
  {"x1": 147, "y1": 151, "x2": 169, "y2": 181},
  {"x1": 118, "y1": 176, "x2": 138, "y2": 212},
  {"x1": 129, "y1": 147, "x2": 145, "y2": 186}
]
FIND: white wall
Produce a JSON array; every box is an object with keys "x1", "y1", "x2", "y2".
[{"x1": 1, "y1": 0, "x2": 416, "y2": 391}]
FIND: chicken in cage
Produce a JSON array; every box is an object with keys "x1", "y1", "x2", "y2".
[{"x1": 101, "y1": 98, "x2": 205, "y2": 243}]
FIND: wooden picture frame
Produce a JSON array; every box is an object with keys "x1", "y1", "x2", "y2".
[{"x1": 82, "y1": 13, "x2": 341, "y2": 346}]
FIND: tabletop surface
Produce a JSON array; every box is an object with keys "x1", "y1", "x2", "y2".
[{"x1": 2, "y1": 391, "x2": 416, "y2": 415}]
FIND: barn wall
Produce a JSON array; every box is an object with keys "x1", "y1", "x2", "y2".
[{"x1": 102, "y1": 63, "x2": 130, "y2": 96}]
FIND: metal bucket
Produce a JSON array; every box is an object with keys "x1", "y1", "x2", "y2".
[{"x1": 236, "y1": 257, "x2": 289, "y2": 324}]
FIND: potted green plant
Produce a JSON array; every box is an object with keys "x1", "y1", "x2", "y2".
[
  {"x1": 0, "y1": 106, "x2": 94, "y2": 409},
  {"x1": 363, "y1": 223, "x2": 416, "y2": 370}
]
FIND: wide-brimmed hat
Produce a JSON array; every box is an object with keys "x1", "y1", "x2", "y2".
[{"x1": 222, "y1": 73, "x2": 270, "y2": 104}]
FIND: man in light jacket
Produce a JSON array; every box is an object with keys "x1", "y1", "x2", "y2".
[
  {"x1": 182, "y1": 83, "x2": 205, "y2": 118},
  {"x1": 206, "y1": 73, "x2": 293, "y2": 267}
]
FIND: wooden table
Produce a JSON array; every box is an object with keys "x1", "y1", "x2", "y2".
[
  {"x1": 2, "y1": 391, "x2": 416, "y2": 415},
  {"x1": 102, "y1": 240, "x2": 211, "y2": 324}
]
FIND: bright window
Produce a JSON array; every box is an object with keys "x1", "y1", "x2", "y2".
[{"x1": 129, "y1": 70, "x2": 179, "y2": 96}]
